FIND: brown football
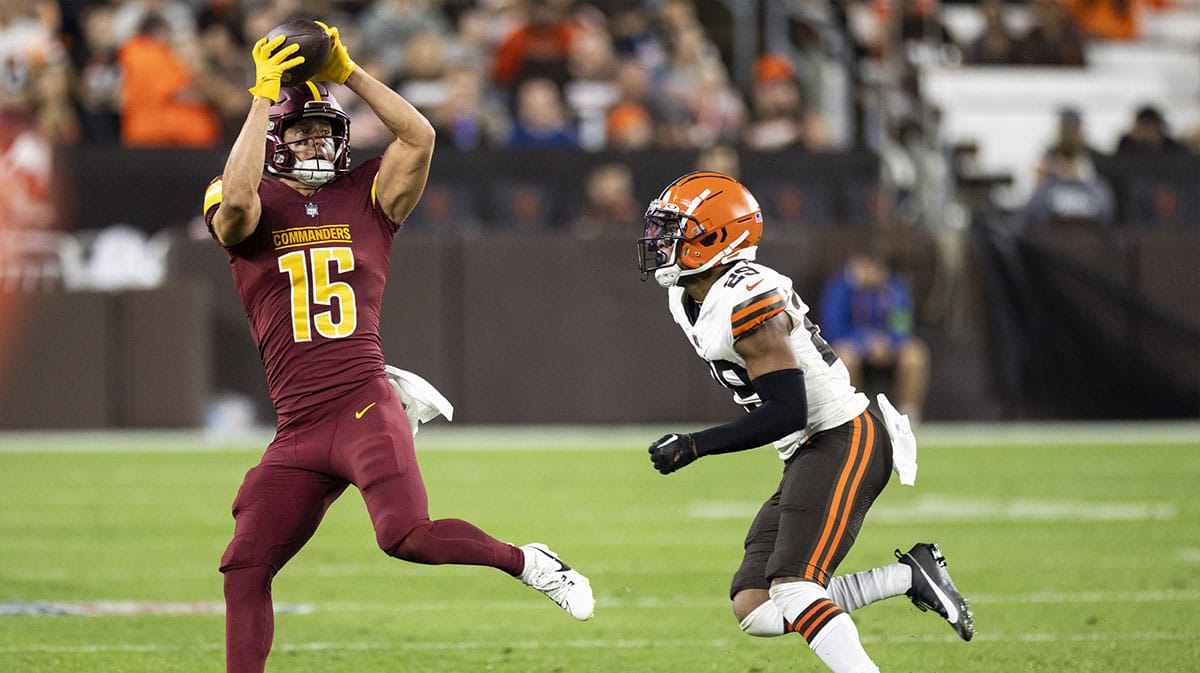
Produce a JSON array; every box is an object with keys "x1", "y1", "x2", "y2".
[{"x1": 265, "y1": 18, "x2": 331, "y2": 85}]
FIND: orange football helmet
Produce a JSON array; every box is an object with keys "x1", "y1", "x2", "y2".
[{"x1": 638, "y1": 171, "x2": 763, "y2": 287}]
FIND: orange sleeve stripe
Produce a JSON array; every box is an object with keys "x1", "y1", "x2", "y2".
[{"x1": 730, "y1": 291, "x2": 787, "y2": 338}]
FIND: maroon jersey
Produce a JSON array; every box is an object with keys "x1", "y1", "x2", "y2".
[{"x1": 203, "y1": 157, "x2": 398, "y2": 418}]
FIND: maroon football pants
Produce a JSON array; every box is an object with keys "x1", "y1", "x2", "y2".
[{"x1": 220, "y1": 376, "x2": 524, "y2": 673}]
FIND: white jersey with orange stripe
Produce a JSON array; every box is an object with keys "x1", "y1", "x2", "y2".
[{"x1": 667, "y1": 261, "x2": 869, "y2": 460}]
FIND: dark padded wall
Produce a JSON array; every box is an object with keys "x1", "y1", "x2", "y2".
[
  {"x1": 7, "y1": 226, "x2": 1196, "y2": 428},
  {"x1": 0, "y1": 291, "x2": 114, "y2": 428}
]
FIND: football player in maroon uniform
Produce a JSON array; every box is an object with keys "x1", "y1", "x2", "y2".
[{"x1": 203, "y1": 24, "x2": 593, "y2": 673}]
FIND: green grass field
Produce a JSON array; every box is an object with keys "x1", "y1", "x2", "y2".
[{"x1": 2, "y1": 423, "x2": 1198, "y2": 673}]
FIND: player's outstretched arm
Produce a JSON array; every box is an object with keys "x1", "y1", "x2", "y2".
[
  {"x1": 213, "y1": 36, "x2": 302, "y2": 246},
  {"x1": 314, "y1": 23, "x2": 435, "y2": 225},
  {"x1": 647, "y1": 315, "x2": 808, "y2": 475}
]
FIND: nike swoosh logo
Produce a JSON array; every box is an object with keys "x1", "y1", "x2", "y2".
[
  {"x1": 746, "y1": 280, "x2": 763, "y2": 291},
  {"x1": 354, "y1": 402, "x2": 376, "y2": 419},
  {"x1": 914, "y1": 563, "x2": 959, "y2": 623},
  {"x1": 536, "y1": 548, "x2": 570, "y2": 572}
]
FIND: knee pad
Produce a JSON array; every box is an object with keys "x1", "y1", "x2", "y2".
[{"x1": 738, "y1": 600, "x2": 785, "y2": 637}]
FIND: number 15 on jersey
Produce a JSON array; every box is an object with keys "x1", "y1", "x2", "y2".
[{"x1": 277, "y1": 246, "x2": 358, "y2": 342}]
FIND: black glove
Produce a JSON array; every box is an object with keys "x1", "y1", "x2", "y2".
[{"x1": 648, "y1": 433, "x2": 699, "y2": 475}]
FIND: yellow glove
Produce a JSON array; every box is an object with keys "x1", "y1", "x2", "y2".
[
  {"x1": 311, "y1": 21, "x2": 357, "y2": 85},
  {"x1": 249, "y1": 35, "x2": 304, "y2": 102}
]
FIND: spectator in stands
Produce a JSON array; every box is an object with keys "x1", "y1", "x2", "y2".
[
  {"x1": 505, "y1": 77, "x2": 580, "y2": 149},
  {"x1": 1018, "y1": 107, "x2": 1115, "y2": 229},
  {"x1": 429, "y1": 61, "x2": 513, "y2": 151},
  {"x1": 110, "y1": 0, "x2": 195, "y2": 47},
  {"x1": 116, "y1": 11, "x2": 220, "y2": 146},
  {"x1": 445, "y1": 4, "x2": 495, "y2": 68},
  {"x1": 491, "y1": 0, "x2": 580, "y2": 93},
  {"x1": 681, "y1": 57, "x2": 746, "y2": 149},
  {"x1": 651, "y1": 17, "x2": 744, "y2": 150},
  {"x1": 1046, "y1": 106, "x2": 1105, "y2": 166},
  {"x1": 898, "y1": 0, "x2": 962, "y2": 66},
  {"x1": 605, "y1": 57, "x2": 655, "y2": 151},
  {"x1": 845, "y1": 0, "x2": 889, "y2": 61},
  {"x1": 563, "y1": 6, "x2": 620, "y2": 150},
  {"x1": 192, "y1": 18, "x2": 255, "y2": 142},
  {"x1": 73, "y1": 2, "x2": 122, "y2": 141},
  {"x1": 0, "y1": 106, "x2": 56, "y2": 231},
  {"x1": 1016, "y1": 0, "x2": 1088, "y2": 66},
  {"x1": 694, "y1": 140, "x2": 741, "y2": 179},
  {"x1": 28, "y1": 63, "x2": 81, "y2": 145},
  {"x1": 819, "y1": 249, "x2": 930, "y2": 421},
  {"x1": 358, "y1": 0, "x2": 451, "y2": 81},
  {"x1": 966, "y1": 0, "x2": 1019, "y2": 65},
  {"x1": 1112, "y1": 104, "x2": 1193, "y2": 225},
  {"x1": 1, "y1": 0, "x2": 65, "y2": 104},
  {"x1": 1018, "y1": 145, "x2": 1117, "y2": 231},
  {"x1": 571, "y1": 161, "x2": 639, "y2": 239},
  {"x1": 743, "y1": 53, "x2": 827, "y2": 151},
  {"x1": 1115, "y1": 104, "x2": 1190, "y2": 155},
  {"x1": 396, "y1": 31, "x2": 453, "y2": 111},
  {"x1": 606, "y1": 100, "x2": 654, "y2": 151},
  {"x1": 609, "y1": 1, "x2": 667, "y2": 74},
  {"x1": 1062, "y1": 0, "x2": 1140, "y2": 41}
]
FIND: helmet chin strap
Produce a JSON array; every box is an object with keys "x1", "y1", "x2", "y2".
[
  {"x1": 655, "y1": 230, "x2": 753, "y2": 288},
  {"x1": 293, "y1": 158, "x2": 336, "y2": 186}
]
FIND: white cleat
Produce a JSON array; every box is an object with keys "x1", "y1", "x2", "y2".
[{"x1": 519, "y1": 543, "x2": 595, "y2": 621}]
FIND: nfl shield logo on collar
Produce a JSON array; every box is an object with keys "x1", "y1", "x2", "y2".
[{"x1": 305, "y1": 202, "x2": 319, "y2": 218}]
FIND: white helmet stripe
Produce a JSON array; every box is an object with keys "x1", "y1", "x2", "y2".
[{"x1": 683, "y1": 189, "x2": 711, "y2": 217}]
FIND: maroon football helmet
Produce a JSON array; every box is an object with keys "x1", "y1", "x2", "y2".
[{"x1": 265, "y1": 82, "x2": 352, "y2": 185}]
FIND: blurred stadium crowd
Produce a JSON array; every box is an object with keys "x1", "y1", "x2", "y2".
[
  {"x1": 0, "y1": 3, "x2": 1194, "y2": 149},
  {"x1": 0, "y1": 0, "x2": 1196, "y2": 233},
  {"x1": 4, "y1": 0, "x2": 1198, "y2": 150}
]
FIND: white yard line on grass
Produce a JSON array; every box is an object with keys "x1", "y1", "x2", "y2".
[
  {"x1": 0, "y1": 630, "x2": 1194, "y2": 655},
  {"x1": 3, "y1": 589, "x2": 1196, "y2": 617}
]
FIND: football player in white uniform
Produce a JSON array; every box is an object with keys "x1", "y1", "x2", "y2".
[{"x1": 637, "y1": 171, "x2": 974, "y2": 673}]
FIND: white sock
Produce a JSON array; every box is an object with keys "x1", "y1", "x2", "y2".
[
  {"x1": 738, "y1": 600, "x2": 785, "y2": 637},
  {"x1": 518, "y1": 546, "x2": 538, "y2": 583},
  {"x1": 770, "y1": 581, "x2": 879, "y2": 673},
  {"x1": 809, "y1": 614, "x2": 881, "y2": 673},
  {"x1": 828, "y1": 563, "x2": 912, "y2": 611}
]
